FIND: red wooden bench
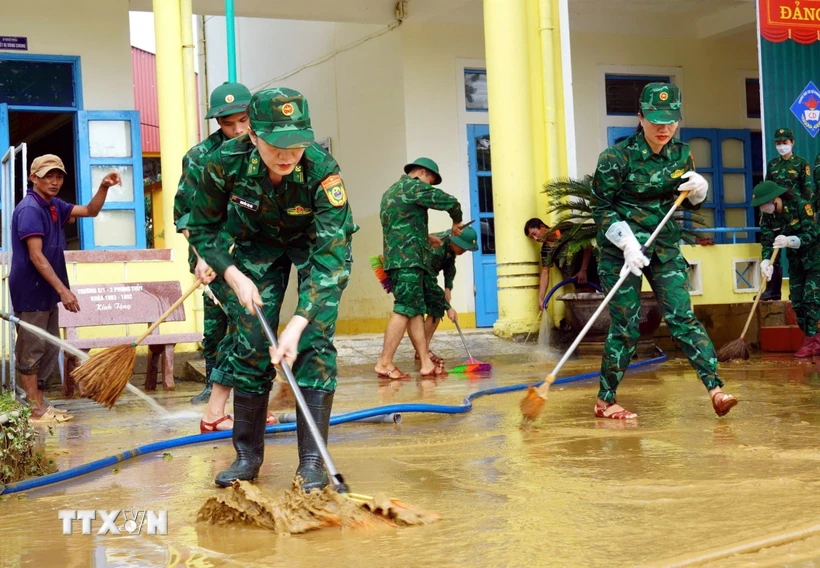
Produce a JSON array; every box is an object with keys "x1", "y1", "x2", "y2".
[{"x1": 58, "y1": 281, "x2": 202, "y2": 396}]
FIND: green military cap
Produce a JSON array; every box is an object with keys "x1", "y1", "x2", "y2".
[
  {"x1": 248, "y1": 87, "x2": 314, "y2": 149},
  {"x1": 639, "y1": 82, "x2": 682, "y2": 125},
  {"x1": 751, "y1": 180, "x2": 789, "y2": 207},
  {"x1": 451, "y1": 225, "x2": 478, "y2": 252},
  {"x1": 774, "y1": 127, "x2": 794, "y2": 141},
  {"x1": 404, "y1": 157, "x2": 442, "y2": 185},
  {"x1": 205, "y1": 82, "x2": 252, "y2": 119}
]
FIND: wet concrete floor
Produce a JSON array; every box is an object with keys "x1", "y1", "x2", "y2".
[{"x1": 2, "y1": 334, "x2": 820, "y2": 567}]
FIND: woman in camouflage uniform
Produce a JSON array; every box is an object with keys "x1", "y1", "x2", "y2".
[
  {"x1": 188, "y1": 88, "x2": 356, "y2": 490},
  {"x1": 589, "y1": 82, "x2": 738, "y2": 420}
]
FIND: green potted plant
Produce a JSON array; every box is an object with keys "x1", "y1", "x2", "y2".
[{"x1": 541, "y1": 176, "x2": 704, "y2": 355}]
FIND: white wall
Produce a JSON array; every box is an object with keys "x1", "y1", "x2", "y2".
[
  {"x1": 204, "y1": 17, "x2": 411, "y2": 328},
  {"x1": 400, "y1": 23, "x2": 486, "y2": 317},
  {"x1": 1, "y1": 0, "x2": 134, "y2": 110},
  {"x1": 570, "y1": 31, "x2": 759, "y2": 177}
]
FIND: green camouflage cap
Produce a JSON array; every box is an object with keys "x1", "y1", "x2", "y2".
[
  {"x1": 404, "y1": 157, "x2": 442, "y2": 185},
  {"x1": 751, "y1": 180, "x2": 789, "y2": 207},
  {"x1": 248, "y1": 87, "x2": 314, "y2": 149},
  {"x1": 774, "y1": 127, "x2": 794, "y2": 141},
  {"x1": 205, "y1": 82, "x2": 252, "y2": 119},
  {"x1": 639, "y1": 82, "x2": 682, "y2": 125},
  {"x1": 450, "y1": 225, "x2": 478, "y2": 252}
]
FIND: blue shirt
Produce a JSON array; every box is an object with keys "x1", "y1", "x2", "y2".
[{"x1": 9, "y1": 190, "x2": 75, "y2": 312}]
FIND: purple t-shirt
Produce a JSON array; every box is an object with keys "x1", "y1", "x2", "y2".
[{"x1": 9, "y1": 190, "x2": 75, "y2": 312}]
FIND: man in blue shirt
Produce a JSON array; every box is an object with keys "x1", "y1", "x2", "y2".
[{"x1": 10, "y1": 154, "x2": 119, "y2": 423}]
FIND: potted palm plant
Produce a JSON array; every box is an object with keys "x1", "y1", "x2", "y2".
[{"x1": 542, "y1": 176, "x2": 703, "y2": 355}]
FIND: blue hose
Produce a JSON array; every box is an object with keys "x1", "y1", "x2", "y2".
[
  {"x1": 542, "y1": 278, "x2": 603, "y2": 311},
  {"x1": 1, "y1": 351, "x2": 667, "y2": 495}
]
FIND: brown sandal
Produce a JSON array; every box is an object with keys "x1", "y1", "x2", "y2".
[
  {"x1": 711, "y1": 392, "x2": 738, "y2": 417},
  {"x1": 376, "y1": 367, "x2": 412, "y2": 380},
  {"x1": 200, "y1": 414, "x2": 233, "y2": 434},
  {"x1": 594, "y1": 403, "x2": 637, "y2": 420}
]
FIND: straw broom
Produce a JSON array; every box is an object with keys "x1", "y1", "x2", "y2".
[
  {"x1": 717, "y1": 249, "x2": 779, "y2": 362},
  {"x1": 70, "y1": 277, "x2": 205, "y2": 408}
]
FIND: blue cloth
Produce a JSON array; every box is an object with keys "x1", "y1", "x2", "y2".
[{"x1": 9, "y1": 190, "x2": 74, "y2": 312}]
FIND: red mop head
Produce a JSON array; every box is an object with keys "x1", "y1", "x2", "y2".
[{"x1": 368, "y1": 255, "x2": 393, "y2": 293}]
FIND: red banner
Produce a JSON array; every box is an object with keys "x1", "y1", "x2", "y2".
[{"x1": 760, "y1": 0, "x2": 820, "y2": 43}]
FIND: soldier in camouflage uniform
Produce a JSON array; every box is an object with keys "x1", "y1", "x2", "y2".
[
  {"x1": 174, "y1": 82, "x2": 251, "y2": 426},
  {"x1": 590, "y1": 83, "x2": 738, "y2": 420},
  {"x1": 753, "y1": 180, "x2": 820, "y2": 357},
  {"x1": 187, "y1": 88, "x2": 356, "y2": 490},
  {"x1": 762, "y1": 127, "x2": 814, "y2": 301},
  {"x1": 376, "y1": 157, "x2": 464, "y2": 380},
  {"x1": 415, "y1": 226, "x2": 478, "y2": 361}
]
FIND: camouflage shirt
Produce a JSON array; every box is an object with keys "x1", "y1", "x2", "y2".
[
  {"x1": 427, "y1": 231, "x2": 457, "y2": 289},
  {"x1": 760, "y1": 195, "x2": 820, "y2": 270},
  {"x1": 766, "y1": 155, "x2": 813, "y2": 203},
  {"x1": 380, "y1": 175, "x2": 463, "y2": 272},
  {"x1": 187, "y1": 134, "x2": 356, "y2": 322},
  {"x1": 174, "y1": 130, "x2": 228, "y2": 272},
  {"x1": 591, "y1": 131, "x2": 697, "y2": 264}
]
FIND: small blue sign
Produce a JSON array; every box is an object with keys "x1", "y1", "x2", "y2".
[
  {"x1": 0, "y1": 36, "x2": 27, "y2": 51},
  {"x1": 790, "y1": 81, "x2": 820, "y2": 138}
]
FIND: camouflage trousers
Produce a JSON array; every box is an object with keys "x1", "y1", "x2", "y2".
[
  {"x1": 597, "y1": 254, "x2": 723, "y2": 403},
  {"x1": 202, "y1": 278, "x2": 229, "y2": 364},
  {"x1": 787, "y1": 260, "x2": 820, "y2": 337},
  {"x1": 422, "y1": 273, "x2": 448, "y2": 319},
  {"x1": 388, "y1": 267, "x2": 427, "y2": 318},
  {"x1": 211, "y1": 254, "x2": 342, "y2": 395}
]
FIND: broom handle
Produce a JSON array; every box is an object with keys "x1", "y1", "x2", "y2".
[
  {"x1": 453, "y1": 320, "x2": 474, "y2": 361},
  {"x1": 540, "y1": 191, "x2": 690, "y2": 390},
  {"x1": 254, "y1": 305, "x2": 349, "y2": 494},
  {"x1": 739, "y1": 248, "x2": 779, "y2": 340},
  {"x1": 133, "y1": 277, "x2": 204, "y2": 345}
]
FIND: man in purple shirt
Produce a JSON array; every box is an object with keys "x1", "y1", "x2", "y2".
[{"x1": 10, "y1": 154, "x2": 120, "y2": 423}]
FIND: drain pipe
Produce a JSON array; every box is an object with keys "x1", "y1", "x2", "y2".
[
  {"x1": 180, "y1": 0, "x2": 198, "y2": 147},
  {"x1": 225, "y1": 0, "x2": 237, "y2": 82}
]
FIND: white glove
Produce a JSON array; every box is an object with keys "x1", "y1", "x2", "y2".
[
  {"x1": 605, "y1": 221, "x2": 649, "y2": 277},
  {"x1": 760, "y1": 259, "x2": 773, "y2": 280},
  {"x1": 678, "y1": 171, "x2": 708, "y2": 205},
  {"x1": 773, "y1": 235, "x2": 801, "y2": 249}
]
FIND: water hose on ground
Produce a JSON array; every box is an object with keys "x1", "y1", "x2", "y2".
[{"x1": 0, "y1": 351, "x2": 667, "y2": 495}]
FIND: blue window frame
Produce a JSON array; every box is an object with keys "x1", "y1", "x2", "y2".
[
  {"x1": 679, "y1": 128, "x2": 755, "y2": 244},
  {"x1": 0, "y1": 53, "x2": 83, "y2": 111},
  {"x1": 76, "y1": 110, "x2": 146, "y2": 250}
]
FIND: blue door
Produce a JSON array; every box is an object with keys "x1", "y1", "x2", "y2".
[
  {"x1": 467, "y1": 124, "x2": 497, "y2": 327},
  {"x1": 607, "y1": 126, "x2": 635, "y2": 146}
]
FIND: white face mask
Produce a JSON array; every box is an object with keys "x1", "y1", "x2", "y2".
[
  {"x1": 776, "y1": 143, "x2": 793, "y2": 156},
  {"x1": 760, "y1": 202, "x2": 776, "y2": 214}
]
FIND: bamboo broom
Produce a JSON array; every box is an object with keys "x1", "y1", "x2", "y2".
[
  {"x1": 70, "y1": 277, "x2": 204, "y2": 408},
  {"x1": 717, "y1": 249, "x2": 779, "y2": 362}
]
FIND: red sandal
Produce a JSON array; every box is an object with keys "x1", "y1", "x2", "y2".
[
  {"x1": 594, "y1": 403, "x2": 637, "y2": 420},
  {"x1": 200, "y1": 414, "x2": 233, "y2": 434},
  {"x1": 414, "y1": 352, "x2": 444, "y2": 365},
  {"x1": 711, "y1": 391, "x2": 738, "y2": 417}
]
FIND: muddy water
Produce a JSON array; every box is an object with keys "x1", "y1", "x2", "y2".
[{"x1": 2, "y1": 353, "x2": 820, "y2": 567}]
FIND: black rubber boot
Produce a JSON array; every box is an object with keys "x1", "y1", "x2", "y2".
[
  {"x1": 760, "y1": 265, "x2": 782, "y2": 301},
  {"x1": 215, "y1": 391, "x2": 268, "y2": 487},
  {"x1": 190, "y1": 359, "x2": 214, "y2": 404},
  {"x1": 296, "y1": 388, "x2": 334, "y2": 493}
]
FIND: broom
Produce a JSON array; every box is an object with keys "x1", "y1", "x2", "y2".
[
  {"x1": 520, "y1": 190, "x2": 691, "y2": 421},
  {"x1": 717, "y1": 249, "x2": 779, "y2": 362},
  {"x1": 368, "y1": 255, "x2": 393, "y2": 293},
  {"x1": 0, "y1": 311, "x2": 168, "y2": 413},
  {"x1": 70, "y1": 277, "x2": 205, "y2": 408},
  {"x1": 449, "y1": 320, "x2": 491, "y2": 373}
]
